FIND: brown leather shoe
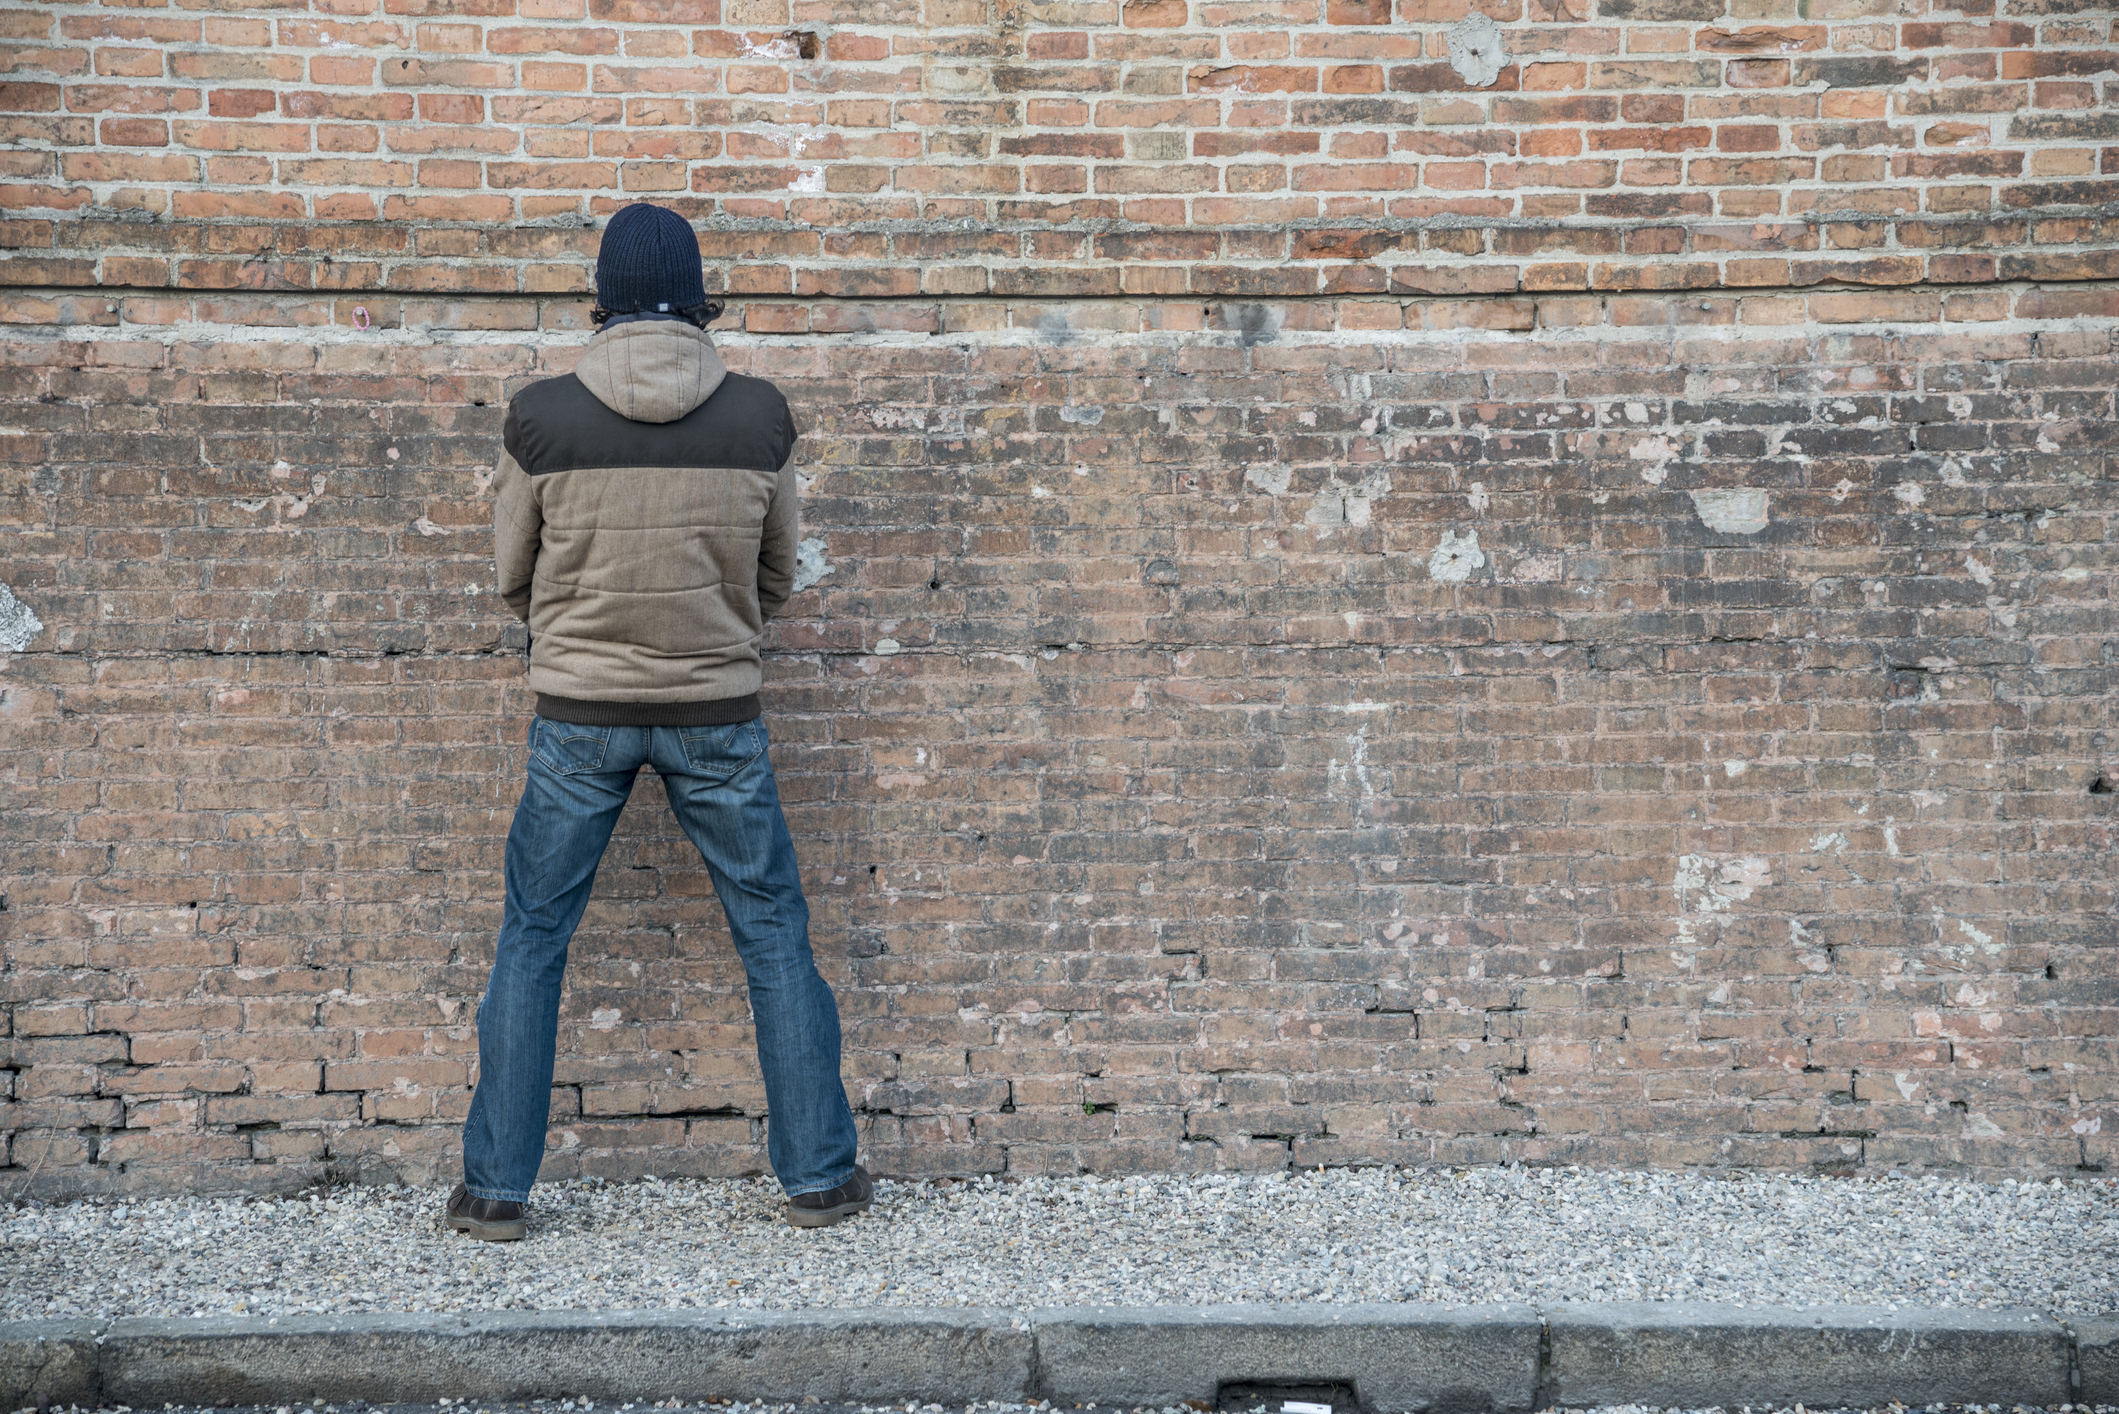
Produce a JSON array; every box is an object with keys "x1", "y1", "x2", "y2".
[
  {"x1": 445, "y1": 1181, "x2": 528, "y2": 1241},
  {"x1": 785, "y1": 1165, "x2": 874, "y2": 1229}
]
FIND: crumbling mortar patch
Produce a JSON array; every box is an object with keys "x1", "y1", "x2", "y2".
[{"x1": 0, "y1": 584, "x2": 46, "y2": 652}]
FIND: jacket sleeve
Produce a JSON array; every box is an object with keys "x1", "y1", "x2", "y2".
[
  {"x1": 491, "y1": 448, "x2": 540, "y2": 623},
  {"x1": 755, "y1": 453, "x2": 800, "y2": 623}
]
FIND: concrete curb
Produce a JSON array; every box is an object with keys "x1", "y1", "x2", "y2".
[
  {"x1": 1542, "y1": 1303, "x2": 2074, "y2": 1411},
  {"x1": 2075, "y1": 1315, "x2": 2119, "y2": 1406},
  {"x1": 95, "y1": 1308, "x2": 1033, "y2": 1408},
  {"x1": 4, "y1": 1302, "x2": 2112, "y2": 1411}
]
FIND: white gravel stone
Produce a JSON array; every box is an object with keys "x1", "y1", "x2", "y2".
[
  {"x1": 17, "y1": 1403, "x2": 2119, "y2": 1414},
  {"x1": 5, "y1": 1167, "x2": 2114, "y2": 1321},
  {"x1": 32, "y1": 1405, "x2": 2119, "y2": 1414}
]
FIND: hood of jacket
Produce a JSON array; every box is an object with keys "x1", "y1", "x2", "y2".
[{"x1": 574, "y1": 319, "x2": 727, "y2": 424}]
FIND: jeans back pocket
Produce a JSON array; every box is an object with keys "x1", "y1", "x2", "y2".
[
  {"x1": 678, "y1": 719, "x2": 764, "y2": 780},
  {"x1": 532, "y1": 718, "x2": 613, "y2": 775}
]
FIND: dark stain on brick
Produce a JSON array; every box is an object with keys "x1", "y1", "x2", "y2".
[{"x1": 1214, "y1": 302, "x2": 1280, "y2": 346}]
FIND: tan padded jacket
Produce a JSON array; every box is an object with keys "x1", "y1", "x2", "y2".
[{"x1": 491, "y1": 320, "x2": 800, "y2": 726}]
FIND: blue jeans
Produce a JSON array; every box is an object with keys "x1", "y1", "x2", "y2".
[{"x1": 461, "y1": 715, "x2": 859, "y2": 1201}]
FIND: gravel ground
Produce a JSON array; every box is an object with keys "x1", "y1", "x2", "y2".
[
  {"x1": 12, "y1": 1402, "x2": 2119, "y2": 1414},
  {"x1": 5, "y1": 1168, "x2": 2116, "y2": 1321}
]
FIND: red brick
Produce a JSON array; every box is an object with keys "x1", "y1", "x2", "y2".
[
  {"x1": 1190, "y1": 65, "x2": 1318, "y2": 93},
  {"x1": 1123, "y1": 0, "x2": 1189, "y2": 24}
]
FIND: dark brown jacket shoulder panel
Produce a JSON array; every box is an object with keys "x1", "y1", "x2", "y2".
[{"x1": 503, "y1": 369, "x2": 795, "y2": 477}]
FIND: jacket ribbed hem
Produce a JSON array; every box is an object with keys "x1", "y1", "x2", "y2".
[{"x1": 534, "y1": 692, "x2": 761, "y2": 727}]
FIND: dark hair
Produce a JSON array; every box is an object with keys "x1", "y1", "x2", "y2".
[{"x1": 588, "y1": 299, "x2": 725, "y2": 330}]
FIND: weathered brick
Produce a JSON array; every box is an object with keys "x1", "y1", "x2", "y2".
[{"x1": 1, "y1": 292, "x2": 2112, "y2": 1191}]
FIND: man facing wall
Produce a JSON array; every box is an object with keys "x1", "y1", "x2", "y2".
[{"x1": 448, "y1": 203, "x2": 873, "y2": 1238}]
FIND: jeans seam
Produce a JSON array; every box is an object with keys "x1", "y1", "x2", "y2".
[
  {"x1": 465, "y1": 1185, "x2": 530, "y2": 1204},
  {"x1": 680, "y1": 721, "x2": 763, "y2": 778}
]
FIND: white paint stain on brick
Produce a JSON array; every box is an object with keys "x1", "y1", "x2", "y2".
[
  {"x1": 1958, "y1": 919, "x2": 2000, "y2": 954},
  {"x1": 1893, "y1": 481, "x2": 1926, "y2": 507},
  {"x1": 1244, "y1": 464, "x2": 1292, "y2": 495},
  {"x1": 1307, "y1": 469, "x2": 1390, "y2": 527},
  {"x1": 589, "y1": 1008, "x2": 622, "y2": 1030},
  {"x1": 1965, "y1": 555, "x2": 1993, "y2": 586},
  {"x1": 1466, "y1": 480, "x2": 1490, "y2": 513},
  {"x1": 1059, "y1": 404, "x2": 1104, "y2": 424},
  {"x1": 1428, "y1": 528, "x2": 1484, "y2": 582},
  {"x1": 1669, "y1": 852, "x2": 1771, "y2": 949},
  {"x1": 1689, "y1": 488, "x2": 1769, "y2": 534},
  {"x1": 792, "y1": 537, "x2": 833, "y2": 592},
  {"x1": 1327, "y1": 727, "x2": 1375, "y2": 800},
  {"x1": 738, "y1": 33, "x2": 804, "y2": 59},
  {"x1": 0, "y1": 583, "x2": 43, "y2": 652},
  {"x1": 1674, "y1": 854, "x2": 1771, "y2": 917},
  {"x1": 235, "y1": 473, "x2": 328, "y2": 525},
  {"x1": 1446, "y1": 11, "x2": 1507, "y2": 87},
  {"x1": 1629, "y1": 436, "x2": 1675, "y2": 484},
  {"x1": 753, "y1": 121, "x2": 821, "y2": 157}
]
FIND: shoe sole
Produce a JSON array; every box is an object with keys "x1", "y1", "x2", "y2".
[
  {"x1": 784, "y1": 1192, "x2": 873, "y2": 1229},
  {"x1": 446, "y1": 1211, "x2": 528, "y2": 1242}
]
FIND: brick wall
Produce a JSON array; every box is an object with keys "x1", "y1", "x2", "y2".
[{"x1": 1, "y1": 0, "x2": 2115, "y2": 1197}]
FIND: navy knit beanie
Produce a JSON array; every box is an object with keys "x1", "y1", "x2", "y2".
[{"x1": 594, "y1": 204, "x2": 706, "y2": 315}]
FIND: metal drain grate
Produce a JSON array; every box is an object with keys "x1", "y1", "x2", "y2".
[{"x1": 1214, "y1": 1380, "x2": 1361, "y2": 1414}]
